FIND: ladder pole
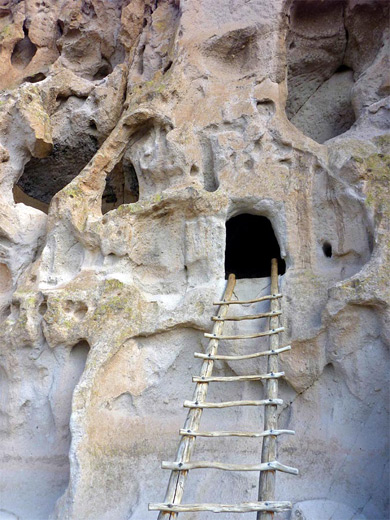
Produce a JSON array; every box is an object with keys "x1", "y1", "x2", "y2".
[
  {"x1": 258, "y1": 258, "x2": 280, "y2": 520},
  {"x1": 158, "y1": 274, "x2": 236, "y2": 519}
]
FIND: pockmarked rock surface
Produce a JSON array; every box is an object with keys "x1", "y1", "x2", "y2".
[{"x1": 0, "y1": 1, "x2": 389, "y2": 519}]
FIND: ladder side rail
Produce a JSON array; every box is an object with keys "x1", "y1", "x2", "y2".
[
  {"x1": 157, "y1": 274, "x2": 236, "y2": 519},
  {"x1": 258, "y1": 259, "x2": 280, "y2": 520}
]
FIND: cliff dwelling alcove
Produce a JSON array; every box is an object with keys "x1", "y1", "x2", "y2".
[
  {"x1": 225, "y1": 214, "x2": 285, "y2": 279},
  {"x1": 14, "y1": 133, "x2": 99, "y2": 213},
  {"x1": 101, "y1": 158, "x2": 139, "y2": 214},
  {"x1": 285, "y1": 0, "x2": 389, "y2": 144},
  {"x1": 285, "y1": 0, "x2": 356, "y2": 143}
]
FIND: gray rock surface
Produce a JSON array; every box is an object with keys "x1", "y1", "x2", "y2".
[{"x1": 0, "y1": 0, "x2": 389, "y2": 519}]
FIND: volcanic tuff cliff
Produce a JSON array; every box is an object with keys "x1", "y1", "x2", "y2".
[{"x1": 0, "y1": 0, "x2": 389, "y2": 519}]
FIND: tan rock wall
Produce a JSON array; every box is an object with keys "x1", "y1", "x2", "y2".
[{"x1": 0, "y1": 1, "x2": 388, "y2": 519}]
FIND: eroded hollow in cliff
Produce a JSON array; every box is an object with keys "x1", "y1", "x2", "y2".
[
  {"x1": 11, "y1": 21, "x2": 37, "y2": 70},
  {"x1": 0, "y1": 263, "x2": 12, "y2": 323},
  {"x1": 101, "y1": 159, "x2": 139, "y2": 214},
  {"x1": 225, "y1": 214, "x2": 285, "y2": 279},
  {"x1": 14, "y1": 133, "x2": 99, "y2": 213},
  {"x1": 286, "y1": 0, "x2": 389, "y2": 143},
  {"x1": 285, "y1": 0, "x2": 356, "y2": 143},
  {"x1": 52, "y1": 340, "x2": 90, "y2": 447}
]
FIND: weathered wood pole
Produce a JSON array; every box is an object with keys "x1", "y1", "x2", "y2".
[
  {"x1": 158, "y1": 274, "x2": 236, "y2": 519},
  {"x1": 258, "y1": 258, "x2": 280, "y2": 520}
]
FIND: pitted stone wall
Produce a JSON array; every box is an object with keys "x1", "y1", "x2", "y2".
[{"x1": 0, "y1": 1, "x2": 388, "y2": 519}]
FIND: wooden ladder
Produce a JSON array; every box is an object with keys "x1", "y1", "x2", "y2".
[{"x1": 149, "y1": 258, "x2": 298, "y2": 518}]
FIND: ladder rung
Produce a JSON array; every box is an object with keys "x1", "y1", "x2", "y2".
[
  {"x1": 161, "y1": 460, "x2": 299, "y2": 475},
  {"x1": 194, "y1": 345, "x2": 291, "y2": 360},
  {"x1": 149, "y1": 501, "x2": 292, "y2": 513},
  {"x1": 205, "y1": 327, "x2": 284, "y2": 340},
  {"x1": 214, "y1": 293, "x2": 282, "y2": 305},
  {"x1": 183, "y1": 398, "x2": 283, "y2": 409},
  {"x1": 193, "y1": 372, "x2": 284, "y2": 383},
  {"x1": 212, "y1": 310, "x2": 281, "y2": 321},
  {"x1": 179, "y1": 429, "x2": 295, "y2": 438}
]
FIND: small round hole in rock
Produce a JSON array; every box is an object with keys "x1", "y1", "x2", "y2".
[
  {"x1": 74, "y1": 302, "x2": 88, "y2": 320},
  {"x1": 190, "y1": 164, "x2": 199, "y2": 176},
  {"x1": 38, "y1": 301, "x2": 47, "y2": 316},
  {"x1": 93, "y1": 63, "x2": 112, "y2": 81},
  {"x1": 322, "y1": 241, "x2": 332, "y2": 258}
]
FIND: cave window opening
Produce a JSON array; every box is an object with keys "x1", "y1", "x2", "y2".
[
  {"x1": 101, "y1": 161, "x2": 139, "y2": 214},
  {"x1": 322, "y1": 241, "x2": 332, "y2": 258},
  {"x1": 334, "y1": 64, "x2": 351, "y2": 73},
  {"x1": 225, "y1": 214, "x2": 285, "y2": 279}
]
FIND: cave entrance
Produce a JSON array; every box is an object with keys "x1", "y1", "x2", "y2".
[{"x1": 225, "y1": 214, "x2": 285, "y2": 279}]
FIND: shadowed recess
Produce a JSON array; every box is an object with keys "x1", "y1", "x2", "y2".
[
  {"x1": 11, "y1": 21, "x2": 37, "y2": 70},
  {"x1": 52, "y1": 340, "x2": 90, "y2": 446},
  {"x1": 225, "y1": 214, "x2": 285, "y2": 279},
  {"x1": 285, "y1": 0, "x2": 355, "y2": 143},
  {"x1": 101, "y1": 159, "x2": 139, "y2": 214},
  {"x1": 15, "y1": 136, "x2": 99, "y2": 210}
]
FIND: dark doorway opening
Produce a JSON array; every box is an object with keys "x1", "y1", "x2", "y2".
[
  {"x1": 101, "y1": 160, "x2": 139, "y2": 214},
  {"x1": 225, "y1": 214, "x2": 285, "y2": 279}
]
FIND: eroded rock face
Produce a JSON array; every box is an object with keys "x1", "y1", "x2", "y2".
[{"x1": 0, "y1": 0, "x2": 389, "y2": 519}]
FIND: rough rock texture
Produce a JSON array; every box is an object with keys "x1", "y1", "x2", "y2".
[{"x1": 0, "y1": 1, "x2": 389, "y2": 519}]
